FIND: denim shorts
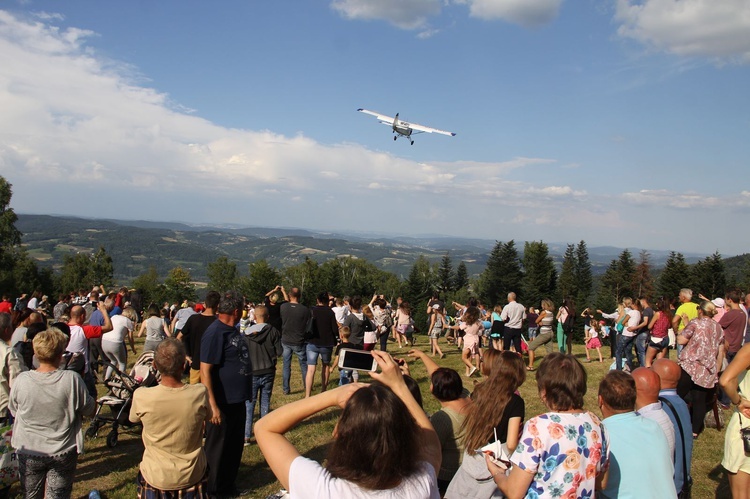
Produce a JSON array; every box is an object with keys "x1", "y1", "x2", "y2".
[
  {"x1": 648, "y1": 335, "x2": 670, "y2": 351},
  {"x1": 306, "y1": 343, "x2": 333, "y2": 365}
]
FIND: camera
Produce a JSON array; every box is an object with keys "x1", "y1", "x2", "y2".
[{"x1": 741, "y1": 426, "x2": 750, "y2": 454}]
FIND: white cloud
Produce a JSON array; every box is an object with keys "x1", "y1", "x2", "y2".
[
  {"x1": 32, "y1": 11, "x2": 65, "y2": 22},
  {"x1": 330, "y1": 0, "x2": 441, "y2": 29},
  {"x1": 621, "y1": 189, "x2": 724, "y2": 209},
  {"x1": 457, "y1": 0, "x2": 563, "y2": 27},
  {"x1": 2, "y1": 9, "x2": 747, "y2": 255},
  {"x1": 615, "y1": 0, "x2": 750, "y2": 63}
]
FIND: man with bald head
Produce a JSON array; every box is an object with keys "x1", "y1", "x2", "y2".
[
  {"x1": 633, "y1": 367, "x2": 675, "y2": 455},
  {"x1": 653, "y1": 358, "x2": 693, "y2": 497},
  {"x1": 500, "y1": 291, "x2": 525, "y2": 353},
  {"x1": 67, "y1": 303, "x2": 112, "y2": 396}
]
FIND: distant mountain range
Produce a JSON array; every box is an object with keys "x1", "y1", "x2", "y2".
[{"x1": 17, "y1": 214, "x2": 716, "y2": 284}]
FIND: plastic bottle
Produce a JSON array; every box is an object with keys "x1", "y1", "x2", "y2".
[
  {"x1": 89, "y1": 490, "x2": 101, "y2": 499},
  {"x1": 352, "y1": 370, "x2": 359, "y2": 382}
]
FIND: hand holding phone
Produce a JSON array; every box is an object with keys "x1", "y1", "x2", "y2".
[{"x1": 338, "y1": 349, "x2": 377, "y2": 371}]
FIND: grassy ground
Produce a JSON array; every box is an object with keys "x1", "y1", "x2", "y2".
[{"x1": 9, "y1": 335, "x2": 733, "y2": 498}]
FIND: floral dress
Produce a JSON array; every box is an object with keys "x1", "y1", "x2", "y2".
[{"x1": 511, "y1": 411, "x2": 609, "y2": 499}]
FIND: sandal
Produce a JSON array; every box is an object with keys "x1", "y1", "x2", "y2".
[{"x1": 526, "y1": 366, "x2": 536, "y2": 371}]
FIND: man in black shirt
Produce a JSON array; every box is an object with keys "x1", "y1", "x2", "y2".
[
  {"x1": 179, "y1": 290, "x2": 219, "y2": 384},
  {"x1": 280, "y1": 287, "x2": 311, "y2": 395}
]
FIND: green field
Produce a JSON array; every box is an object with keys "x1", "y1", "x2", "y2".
[{"x1": 8, "y1": 335, "x2": 732, "y2": 498}]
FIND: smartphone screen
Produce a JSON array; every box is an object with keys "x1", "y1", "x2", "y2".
[{"x1": 339, "y1": 349, "x2": 376, "y2": 371}]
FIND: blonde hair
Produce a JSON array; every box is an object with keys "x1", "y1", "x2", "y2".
[
  {"x1": 541, "y1": 299, "x2": 555, "y2": 312},
  {"x1": 32, "y1": 328, "x2": 68, "y2": 363},
  {"x1": 622, "y1": 297, "x2": 633, "y2": 308},
  {"x1": 122, "y1": 306, "x2": 137, "y2": 323},
  {"x1": 699, "y1": 300, "x2": 716, "y2": 317},
  {"x1": 340, "y1": 326, "x2": 351, "y2": 340}
]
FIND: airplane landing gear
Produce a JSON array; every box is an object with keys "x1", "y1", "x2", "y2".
[
  {"x1": 394, "y1": 136, "x2": 397, "y2": 141},
  {"x1": 410, "y1": 140, "x2": 414, "y2": 145}
]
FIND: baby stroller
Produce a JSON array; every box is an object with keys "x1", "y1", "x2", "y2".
[{"x1": 85, "y1": 350, "x2": 160, "y2": 447}]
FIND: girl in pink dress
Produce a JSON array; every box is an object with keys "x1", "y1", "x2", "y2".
[
  {"x1": 448, "y1": 306, "x2": 482, "y2": 377},
  {"x1": 584, "y1": 319, "x2": 603, "y2": 362}
]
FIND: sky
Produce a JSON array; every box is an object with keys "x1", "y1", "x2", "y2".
[{"x1": 0, "y1": 0, "x2": 749, "y2": 256}]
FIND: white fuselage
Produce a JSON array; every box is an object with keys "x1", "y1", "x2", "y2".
[{"x1": 393, "y1": 124, "x2": 412, "y2": 137}]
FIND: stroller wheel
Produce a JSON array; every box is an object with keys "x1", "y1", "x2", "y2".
[
  {"x1": 106, "y1": 430, "x2": 118, "y2": 448},
  {"x1": 85, "y1": 425, "x2": 98, "y2": 440}
]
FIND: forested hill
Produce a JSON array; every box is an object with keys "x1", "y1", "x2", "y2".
[
  {"x1": 16, "y1": 215, "x2": 494, "y2": 283},
  {"x1": 16, "y1": 214, "x2": 711, "y2": 284}
]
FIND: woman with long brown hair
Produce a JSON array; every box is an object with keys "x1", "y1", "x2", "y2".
[
  {"x1": 256, "y1": 350, "x2": 441, "y2": 497},
  {"x1": 446, "y1": 351, "x2": 526, "y2": 498}
]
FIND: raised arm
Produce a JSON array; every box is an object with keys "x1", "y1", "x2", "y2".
[
  {"x1": 98, "y1": 302, "x2": 113, "y2": 333},
  {"x1": 371, "y1": 350, "x2": 441, "y2": 474},
  {"x1": 719, "y1": 343, "x2": 750, "y2": 417},
  {"x1": 255, "y1": 384, "x2": 363, "y2": 491},
  {"x1": 407, "y1": 348, "x2": 440, "y2": 377}
]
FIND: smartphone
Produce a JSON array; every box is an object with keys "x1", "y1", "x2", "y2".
[
  {"x1": 338, "y1": 348, "x2": 377, "y2": 371},
  {"x1": 478, "y1": 441, "x2": 512, "y2": 468}
]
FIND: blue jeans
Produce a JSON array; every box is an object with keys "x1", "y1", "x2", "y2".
[
  {"x1": 245, "y1": 372, "x2": 275, "y2": 438},
  {"x1": 282, "y1": 342, "x2": 307, "y2": 394},
  {"x1": 635, "y1": 331, "x2": 649, "y2": 367},
  {"x1": 339, "y1": 369, "x2": 352, "y2": 385},
  {"x1": 616, "y1": 334, "x2": 635, "y2": 371}
]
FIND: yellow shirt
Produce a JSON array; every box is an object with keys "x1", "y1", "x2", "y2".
[
  {"x1": 130, "y1": 383, "x2": 210, "y2": 490},
  {"x1": 675, "y1": 302, "x2": 699, "y2": 332}
]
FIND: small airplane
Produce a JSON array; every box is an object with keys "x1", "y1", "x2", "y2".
[{"x1": 357, "y1": 108, "x2": 456, "y2": 145}]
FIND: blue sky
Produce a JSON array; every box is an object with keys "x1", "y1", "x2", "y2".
[{"x1": 1, "y1": 0, "x2": 749, "y2": 255}]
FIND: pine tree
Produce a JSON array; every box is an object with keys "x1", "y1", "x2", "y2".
[
  {"x1": 633, "y1": 250, "x2": 654, "y2": 299},
  {"x1": 557, "y1": 244, "x2": 577, "y2": 302},
  {"x1": 595, "y1": 249, "x2": 638, "y2": 309},
  {"x1": 437, "y1": 252, "x2": 455, "y2": 293},
  {"x1": 454, "y1": 262, "x2": 469, "y2": 290},
  {"x1": 616, "y1": 249, "x2": 636, "y2": 299},
  {"x1": 691, "y1": 252, "x2": 726, "y2": 299},
  {"x1": 658, "y1": 252, "x2": 690, "y2": 299},
  {"x1": 521, "y1": 241, "x2": 557, "y2": 308},
  {"x1": 477, "y1": 240, "x2": 523, "y2": 307},
  {"x1": 574, "y1": 240, "x2": 593, "y2": 307}
]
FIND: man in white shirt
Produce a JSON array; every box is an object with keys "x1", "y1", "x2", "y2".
[
  {"x1": 500, "y1": 292, "x2": 526, "y2": 353},
  {"x1": 633, "y1": 367, "x2": 675, "y2": 456}
]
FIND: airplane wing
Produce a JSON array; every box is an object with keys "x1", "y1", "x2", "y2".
[
  {"x1": 407, "y1": 121, "x2": 456, "y2": 137},
  {"x1": 357, "y1": 108, "x2": 456, "y2": 137},
  {"x1": 357, "y1": 108, "x2": 395, "y2": 126}
]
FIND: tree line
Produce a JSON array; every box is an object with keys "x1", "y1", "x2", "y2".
[{"x1": 1, "y1": 175, "x2": 747, "y2": 329}]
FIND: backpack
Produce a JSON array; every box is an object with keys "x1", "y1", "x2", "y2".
[
  {"x1": 562, "y1": 308, "x2": 575, "y2": 334},
  {"x1": 382, "y1": 312, "x2": 394, "y2": 330}
]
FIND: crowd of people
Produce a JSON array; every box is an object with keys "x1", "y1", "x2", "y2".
[{"x1": 1, "y1": 283, "x2": 749, "y2": 498}]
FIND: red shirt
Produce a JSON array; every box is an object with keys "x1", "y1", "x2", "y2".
[
  {"x1": 0, "y1": 301, "x2": 11, "y2": 314},
  {"x1": 719, "y1": 308, "x2": 747, "y2": 354}
]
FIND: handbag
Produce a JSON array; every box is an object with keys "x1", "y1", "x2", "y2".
[
  {"x1": 739, "y1": 413, "x2": 750, "y2": 455},
  {"x1": 0, "y1": 418, "x2": 19, "y2": 487}
]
